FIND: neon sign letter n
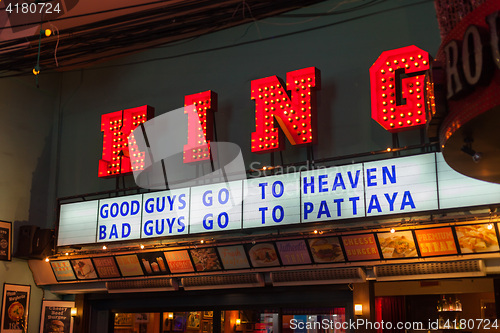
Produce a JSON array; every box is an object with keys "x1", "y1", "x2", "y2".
[{"x1": 251, "y1": 67, "x2": 320, "y2": 153}]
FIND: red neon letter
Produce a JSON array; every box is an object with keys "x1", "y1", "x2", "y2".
[
  {"x1": 183, "y1": 91, "x2": 217, "y2": 164},
  {"x1": 251, "y1": 67, "x2": 320, "y2": 153},
  {"x1": 370, "y1": 45, "x2": 430, "y2": 132},
  {"x1": 98, "y1": 105, "x2": 154, "y2": 178}
]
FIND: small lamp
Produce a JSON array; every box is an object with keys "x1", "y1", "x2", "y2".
[
  {"x1": 168, "y1": 312, "x2": 174, "y2": 320},
  {"x1": 71, "y1": 307, "x2": 78, "y2": 317},
  {"x1": 354, "y1": 304, "x2": 363, "y2": 316}
]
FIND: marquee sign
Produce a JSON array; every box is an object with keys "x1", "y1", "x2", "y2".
[{"x1": 59, "y1": 152, "x2": 500, "y2": 246}]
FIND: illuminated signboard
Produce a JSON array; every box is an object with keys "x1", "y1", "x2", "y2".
[
  {"x1": 50, "y1": 260, "x2": 76, "y2": 281},
  {"x1": 301, "y1": 164, "x2": 364, "y2": 223},
  {"x1": 98, "y1": 106, "x2": 154, "y2": 178},
  {"x1": 377, "y1": 230, "x2": 417, "y2": 259},
  {"x1": 141, "y1": 189, "x2": 190, "y2": 238},
  {"x1": 183, "y1": 91, "x2": 217, "y2": 164},
  {"x1": 217, "y1": 245, "x2": 250, "y2": 270},
  {"x1": 92, "y1": 257, "x2": 121, "y2": 278},
  {"x1": 364, "y1": 153, "x2": 438, "y2": 217},
  {"x1": 243, "y1": 173, "x2": 300, "y2": 229},
  {"x1": 189, "y1": 181, "x2": 243, "y2": 234},
  {"x1": 246, "y1": 243, "x2": 280, "y2": 267},
  {"x1": 307, "y1": 237, "x2": 344, "y2": 263},
  {"x1": 58, "y1": 200, "x2": 99, "y2": 246},
  {"x1": 115, "y1": 254, "x2": 144, "y2": 277},
  {"x1": 189, "y1": 248, "x2": 222, "y2": 272},
  {"x1": 250, "y1": 67, "x2": 320, "y2": 153},
  {"x1": 370, "y1": 45, "x2": 430, "y2": 132},
  {"x1": 164, "y1": 250, "x2": 194, "y2": 274},
  {"x1": 97, "y1": 194, "x2": 143, "y2": 243},
  {"x1": 58, "y1": 153, "x2": 500, "y2": 246},
  {"x1": 276, "y1": 240, "x2": 311, "y2": 266},
  {"x1": 342, "y1": 234, "x2": 380, "y2": 261},
  {"x1": 414, "y1": 227, "x2": 458, "y2": 257},
  {"x1": 436, "y1": 153, "x2": 500, "y2": 209}
]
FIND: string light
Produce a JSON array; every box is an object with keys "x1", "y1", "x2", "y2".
[
  {"x1": 200, "y1": 240, "x2": 204, "y2": 244},
  {"x1": 390, "y1": 228, "x2": 395, "y2": 233},
  {"x1": 488, "y1": 224, "x2": 493, "y2": 230},
  {"x1": 140, "y1": 244, "x2": 145, "y2": 249},
  {"x1": 102, "y1": 245, "x2": 107, "y2": 250},
  {"x1": 45, "y1": 257, "x2": 50, "y2": 262}
]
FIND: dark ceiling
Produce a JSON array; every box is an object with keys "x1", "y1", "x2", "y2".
[{"x1": 0, "y1": 0, "x2": 337, "y2": 78}]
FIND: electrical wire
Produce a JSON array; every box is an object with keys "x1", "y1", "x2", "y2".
[{"x1": 0, "y1": 0, "x2": 434, "y2": 79}]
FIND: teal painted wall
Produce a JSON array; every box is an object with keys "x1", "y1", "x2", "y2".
[{"x1": 0, "y1": 74, "x2": 61, "y2": 332}]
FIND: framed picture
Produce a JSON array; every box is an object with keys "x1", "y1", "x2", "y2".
[
  {"x1": 202, "y1": 320, "x2": 210, "y2": 333},
  {"x1": 1, "y1": 283, "x2": 31, "y2": 333},
  {"x1": 203, "y1": 311, "x2": 213, "y2": 319},
  {"x1": 135, "y1": 313, "x2": 149, "y2": 324},
  {"x1": 39, "y1": 300, "x2": 74, "y2": 333},
  {"x1": 172, "y1": 313, "x2": 186, "y2": 332},
  {"x1": 114, "y1": 313, "x2": 133, "y2": 327},
  {"x1": 0, "y1": 221, "x2": 12, "y2": 261},
  {"x1": 187, "y1": 312, "x2": 200, "y2": 329}
]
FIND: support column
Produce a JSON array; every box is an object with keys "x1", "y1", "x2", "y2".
[{"x1": 352, "y1": 281, "x2": 375, "y2": 333}]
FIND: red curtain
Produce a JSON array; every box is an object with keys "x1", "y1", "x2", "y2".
[{"x1": 375, "y1": 296, "x2": 406, "y2": 333}]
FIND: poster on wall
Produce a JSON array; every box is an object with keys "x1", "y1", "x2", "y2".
[
  {"x1": 70, "y1": 259, "x2": 98, "y2": 280},
  {"x1": 0, "y1": 221, "x2": 11, "y2": 261},
  {"x1": 455, "y1": 224, "x2": 500, "y2": 254},
  {"x1": 1, "y1": 283, "x2": 30, "y2": 333},
  {"x1": 39, "y1": 300, "x2": 74, "y2": 333},
  {"x1": 377, "y1": 230, "x2": 418, "y2": 259}
]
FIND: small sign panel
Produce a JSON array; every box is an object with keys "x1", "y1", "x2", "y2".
[
  {"x1": 301, "y1": 164, "x2": 365, "y2": 223},
  {"x1": 189, "y1": 248, "x2": 222, "y2": 272},
  {"x1": 414, "y1": 227, "x2": 458, "y2": 257},
  {"x1": 364, "y1": 154, "x2": 438, "y2": 217},
  {"x1": 377, "y1": 230, "x2": 417, "y2": 259},
  {"x1": 276, "y1": 240, "x2": 311, "y2": 265},
  {"x1": 137, "y1": 252, "x2": 169, "y2": 275},
  {"x1": 243, "y1": 174, "x2": 300, "y2": 229},
  {"x1": 97, "y1": 194, "x2": 143, "y2": 243},
  {"x1": 307, "y1": 237, "x2": 344, "y2": 263},
  {"x1": 50, "y1": 260, "x2": 76, "y2": 281},
  {"x1": 342, "y1": 234, "x2": 380, "y2": 261},
  {"x1": 246, "y1": 243, "x2": 280, "y2": 267},
  {"x1": 189, "y1": 181, "x2": 243, "y2": 234},
  {"x1": 455, "y1": 224, "x2": 499, "y2": 254},
  {"x1": 92, "y1": 257, "x2": 121, "y2": 278},
  {"x1": 115, "y1": 254, "x2": 144, "y2": 277},
  {"x1": 142, "y1": 189, "x2": 190, "y2": 238},
  {"x1": 217, "y1": 245, "x2": 250, "y2": 270},
  {"x1": 58, "y1": 201, "x2": 99, "y2": 246},
  {"x1": 164, "y1": 250, "x2": 195, "y2": 274},
  {"x1": 71, "y1": 258, "x2": 98, "y2": 280}
]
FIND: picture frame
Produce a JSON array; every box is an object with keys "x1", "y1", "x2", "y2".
[
  {"x1": 114, "y1": 313, "x2": 133, "y2": 327},
  {"x1": 0, "y1": 221, "x2": 12, "y2": 262},
  {"x1": 186, "y1": 312, "x2": 200, "y2": 329},
  {"x1": 135, "y1": 313, "x2": 149, "y2": 324},
  {"x1": 201, "y1": 320, "x2": 210, "y2": 333},
  {"x1": 39, "y1": 300, "x2": 74, "y2": 333},
  {"x1": 203, "y1": 311, "x2": 213, "y2": 319},
  {"x1": 1, "y1": 283, "x2": 31, "y2": 333}
]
